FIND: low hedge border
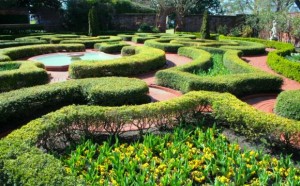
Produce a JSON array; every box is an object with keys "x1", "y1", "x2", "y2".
[
  {"x1": 275, "y1": 90, "x2": 300, "y2": 120},
  {"x1": 60, "y1": 36, "x2": 122, "y2": 48},
  {"x1": 220, "y1": 36, "x2": 300, "y2": 82},
  {"x1": 155, "y1": 47, "x2": 282, "y2": 95},
  {"x1": 94, "y1": 41, "x2": 130, "y2": 53},
  {"x1": 0, "y1": 90, "x2": 299, "y2": 185},
  {"x1": 117, "y1": 34, "x2": 135, "y2": 41},
  {"x1": 69, "y1": 46, "x2": 166, "y2": 79},
  {"x1": 0, "y1": 77, "x2": 150, "y2": 126},
  {"x1": 0, "y1": 40, "x2": 48, "y2": 49},
  {"x1": 131, "y1": 36, "x2": 157, "y2": 43},
  {"x1": 144, "y1": 38, "x2": 184, "y2": 53},
  {"x1": 0, "y1": 61, "x2": 48, "y2": 92},
  {"x1": 0, "y1": 44, "x2": 85, "y2": 61}
]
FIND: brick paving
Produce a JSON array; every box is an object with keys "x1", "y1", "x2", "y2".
[{"x1": 242, "y1": 49, "x2": 300, "y2": 113}]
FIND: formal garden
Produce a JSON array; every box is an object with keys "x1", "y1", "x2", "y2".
[{"x1": 1, "y1": 0, "x2": 300, "y2": 185}]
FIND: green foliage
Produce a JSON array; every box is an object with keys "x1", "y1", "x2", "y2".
[
  {"x1": 131, "y1": 36, "x2": 157, "y2": 43},
  {"x1": 220, "y1": 36, "x2": 300, "y2": 82},
  {"x1": 275, "y1": 90, "x2": 300, "y2": 121},
  {"x1": 94, "y1": 41, "x2": 130, "y2": 53},
  {"x1": 0, "y1": 40, "x2": 47, "y2": 49},
  {"x1": 60, "y1": 36, "x2": 122, "y2": 48},
  {"x1": 88, "y1": 6, "x2": 100, "y2": 36},
  {"x1": 0, "y1": 61, "x2": 48, "y2": 93},
  {"x1": 0, "y1": 24, "x2": 45, "y2": 34},
  {"x1": 196, "y1": 53, "x2": 231, "y2": 76},
  {"x1": 220, "y1": 40, "x2": 266, "y2": 55},
  {"x1": 69, "y1": 46, "x2": 166, "y2": 78},
  {"x1": 0, "y1": 77, "x2": 150, "y2": 126},
  {"x1": 217, "y1": 25, "x2": 229, "y2": 35},
  {"x1": 200, "y1": 10, "x2": 210, "y2": 39},
  {"x1": 0, "y1": 44, "x2": 85, "y2": 61},
  {"x1": 1, "y1": 91, "x2": 300, "y2": 184},
  {"x1": 155, "y1": 47, "x2": 282, "y2": 95},
  {"x1": 144, "y1": 38, "x2": 184, "y2": 53},
  {"x1": 63, "y1": 127, "x2": 300, "y2": 185}
]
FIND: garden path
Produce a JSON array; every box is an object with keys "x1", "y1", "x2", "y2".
[
  {"x1": 242, "y1": 49, "x2": 300, "y2": 113},
  {"x1": 48, "y1": 41, "x2": 192, "y2": 101}
]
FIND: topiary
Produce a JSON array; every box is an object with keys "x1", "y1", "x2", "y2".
[
  {"x1": 88, "y1": 5, "x2": 100, "y2": 36},
  {"x1": 200, "y1": 10, "x2": 210, "y2": 39}
]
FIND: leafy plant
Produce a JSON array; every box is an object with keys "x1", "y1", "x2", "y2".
[{"x1": 200, "y1": 10, "x2": 210, "y2": 39}]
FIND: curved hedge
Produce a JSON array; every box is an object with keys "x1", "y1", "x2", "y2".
[
  {"x1": 1, "y1": 90, "x2": 299, "y2": 185},
  {"x1": 275, "y1": 90, "x2": 300, "y2": 120},
  {"x1": 0, "y1": 44, "x2": 85, "y2": 61},
  {"x1": 220, "y1": 40, "x2": 266, "y2": 55},
  {"x1": 220, "y1": 36, "x2": 299, "y2": 82},
  {"x1": 60, "y1": 36, "x2": 122, "y2": 48},
  {"x1": 144, "y1": 38, "x2": 184, "y2": 53},
  {"x1": 0, "y1": 40, "x2": 48, "y2": 49},
  {"x1": 117, "y1": 34, "x2": 135, "y2": 41},
  {"x1": 131, "y1": 36, "x2": 157, "y2": 43},
  {"x1": 0, "y1": 77, "x2": 150, "y2": 126},
  {"x1": 0, "y1": 61, "x2": 48, "y2": 92},
  {"x1": 69, "y1": 46, "x2": 166, "y2": 79},
  {"x1": 94, "y1": 41, "x2": 130, "y2": 53},
  {"x1": 155, "y1": 47, "x2": 282, "y2": 95}
]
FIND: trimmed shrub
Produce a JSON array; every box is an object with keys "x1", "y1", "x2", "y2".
[
  {"x1": 220, "y1": 36, "x2": 300, "y2": 82},
  {"x1": 0, "y1": 91, "x2": 299, "y2": 185},
  {"x1": 0, "y1": 35, "x2": 14, "y2": 40},
  {"x1": 60, "y1": 36, "x2": 122, "y2": 48},
  {"x1": 200, "y1": 10, "x2": 210, "y2": 39},
  {"x1": 69, "y1": 46, "x2": 166, "y2": 78},
  {"x1": 94, "y1": 41, "x2": 130, "y2": 53},
  {"x1": 144, "y1": 38, "x2": 184, "y2": 53},
  {"x1": 88, "y1": 5, "x2": 100, "y2": 36},
  {"x1": 275, "y1": 90, "x2": 300, "y2": 120},
  {"x1": 171, "y1": 39, "x2": 239, "y2": 47},
  {"x1": 131, "y1": 36, "x2": 157, "y2": 43},
  {"x1": 0, "y1": 77, "x2": 150, "y2": 126},
  {"x1": 155, "y1": 47, "x2": 282, "y2": 95},
  {"x1": 220, "y1": 40, "x2": 266, "y2": 55},
  {"x1": 0, "y1": 40, "x2": 47, "y2": 49},
  {"x1": 117, "y1": 34, "x2": 135, "y2": 41},
  {"x1": 0, "y1": 44, "x2": 85, "y2": 61},
  {"x1": 0, "y1": 61, "x2": 48, "y2": 92}
]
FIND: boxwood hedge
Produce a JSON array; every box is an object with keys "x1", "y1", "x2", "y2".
[
  {"x1": 0, "y1": 77, "x2": 150, "y2": 126},
  {"x1": 275, "y1": 90, "x2": 300, "y2": 121},
  {"x1": 69, "y1": 46, "x2": 166, "y2": 79},
  {"x1": 144, "y1": 38, "x2": 184, "y2": 53},
  {"x1": 0, "y1": 40, "x2": 48, "y2": 49},
  {"x1": 60, "y1": 36, "x2": 122, "y2": 48},
  {"x1": 155, "y1": 47, "x2": 282, "y2": 96},
  {"x1": 0, "y1": 44, "x2": 85, "y2": 61},
  {"x1": 220, "y1": 36, "x2": 299, "y2": 82},
  {"x1": 0, "y1": 91, "x2": 299, "y2": 185},
  {"x1": 0, "y1": 61, "x2": 48, "y2": 92},
  {"x1": 94, "y1": 41, "x2": 130, "y2": 53}
]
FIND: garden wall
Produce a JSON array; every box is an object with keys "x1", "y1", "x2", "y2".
[{"x1": 111, "y1": 13, "x2": 157, "y2": 31}]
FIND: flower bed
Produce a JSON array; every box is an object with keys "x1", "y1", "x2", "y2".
[
  {"x1": 0, "y1": 91, "x2": 300, "y2": 185},
  {"x1": 62, "y1": 127, "x2": 300, "y2": 185}
]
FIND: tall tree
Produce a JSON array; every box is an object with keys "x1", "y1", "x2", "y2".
[{"x1": 0, "y1": 0, "x2": 63, "y2": 12}]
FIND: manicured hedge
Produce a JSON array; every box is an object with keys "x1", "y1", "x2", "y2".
[
  {"x1": 171, "y1": 39, "x2": 239, "y2": 48},
  {"x1": 69, "y1": 46, "x2": 166, "y2": 78},
  {"x1": 0, "y1": 77, "x2": 150, "y2": 126},
  {"x1": 155, "y1": 47, "x2": 282, "y2": 95},
  {"x1": 220, "y1": 36, "x2": 300, "y2": 82},
  {"x1": 0, "y1": 44, "x2": 85, "y2": 61},
  {"x1": 0, "y1": 61, "x2": 48, "y2": 92},
  {"x1": 0, "y1": 35, "x2": 14, "y2": 40},
  {"x1": 94, "y1": 41, "x2": 130, "y2": 53},
  {"x1": 60, "y1": 36, "x2": 122, "y2": 48},
  {"x1": 1, "y1": 90, "x2": 299, "y2": 185},
  {"x1": 220, "y1": 40, "x2": 266, "y2": 55},
  {"x1": 144, "y1": 38, "x2": 184, "y2": 53},
  {"x1": 0, "y1": 40, "x2": 48, "y2": 49},
  {"x1": 131, "y1": 36, "x2": 157, "y2": 43},
  {"x1": 117, "y1": 34, "x2": 135, "y2": 41},
  {"x1": 275, "y1": 90, "x2": 300, "y2": 120}
]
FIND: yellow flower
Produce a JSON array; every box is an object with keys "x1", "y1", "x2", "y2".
[{"x1": 217, "y1": 175, "x2": 230, "y2": 183}]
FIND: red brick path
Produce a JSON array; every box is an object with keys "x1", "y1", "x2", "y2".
[{"x1": 242, "y1": 49, "x2": 300, "y2": 113}]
